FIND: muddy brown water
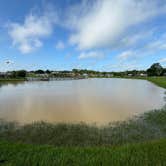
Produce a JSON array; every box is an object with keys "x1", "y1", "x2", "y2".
[{"x1": 0, "y1": 78, "x2": 165, "y2": 125}]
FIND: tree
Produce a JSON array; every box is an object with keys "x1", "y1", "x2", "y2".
[
  {"x1": 72, "y1": 69, "x2": 79, "y2": 73},
  {"x1": 11, "y1": 71, "x2": 17, "y2": 78},
  {"x1": 147, "y1": 63, "x2": 163, "y2": 76},
  {"x1": 162, "y1": 68, "x2": 166, "y2": 76},
  {"x1": 35, "y1": 70, "x2": 45, "y2": 74},
  {"x1": 46, "y1": 70, "x2": 51, "y2": 74},
  {"x1": 16, "y1": 70, "x2": 27, "y2": 78}
]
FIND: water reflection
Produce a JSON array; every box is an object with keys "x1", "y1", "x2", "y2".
[{"x1": 0, "y1": 78, "x2": 165, "y2": 124}]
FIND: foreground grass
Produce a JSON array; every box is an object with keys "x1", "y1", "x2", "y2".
[
  {"x1": 0, "y1": 108, "x2": 165, "y2": 165},
  {"x1": 0, "y1": 139, "x2": 166, "y2": 166}
]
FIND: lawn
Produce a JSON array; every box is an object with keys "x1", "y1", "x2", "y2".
[
  {"x1": 0, "y1": 139, "x2": 166, "y2": 166},
  {"x1": 112, "y1": 76, "x2": 166, "y2": 89},
  {"x1": 146, "y1": 77, "x2": 166, "y2": 89}
]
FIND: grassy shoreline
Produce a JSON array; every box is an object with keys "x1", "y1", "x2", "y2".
[
  {"x1": 146, "y1": 77, "x2": 166, "y2": 89},
  {"x1": 0, "y1": 107, "x2": 166, "y2": 146},
  {"x1": 109, "y1": 76, "x2": 166, "y2": 89},
  {"x1": 0, "y1": 107, "x2": 165, "y2": 165},
  {"x1": 0, "y1": 78, "x2": 26, "y2": 82}
]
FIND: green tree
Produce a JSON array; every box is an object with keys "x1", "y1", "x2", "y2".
[
  {"x1": 16, "y1": 70, "x2": 27, "y2": 78},
  {"x1": 46, "y1": 70, "x2": 51, "y2": 74},
  {"x1": 11, "y1": 71, "x2": 17, "y2": 78},
  {"x1": 162, "y1": 68, "x2": 166, "y2": 76},
  {"x1": 35, "y1": 70, "x2": 45, "y2": 74},
  {"x1": 147, "y1": 63, "x2": 163, "y2": 76}
]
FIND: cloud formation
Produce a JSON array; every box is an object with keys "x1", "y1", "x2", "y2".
[
  {"x1": 5, "y1": 0, "x2": 166, "y2": 69},
  {"x1": 8, "y1": 9, "x2": 57, "y2": 54},
  {"x1": 107, "y1": 61, "x2": 141, "y2": 71},
  {"x1": 55, "y1": 40, "x2": 65, "y2": 49},
  {"x1": 159, "y1": 58, "x2": 166, "y2": 64},
  {"x1": 118, "y1": 50, "x2": 135, "y2": 60},
  {"x1": 145, "y1": 34, "x2": 166, "y2": 51},
  {"x1": 68, "y1": 0, "x2": 166, "y2": 50},
  {"x1": 78, "y1": 51, "x2": 104, "y2": 59}
]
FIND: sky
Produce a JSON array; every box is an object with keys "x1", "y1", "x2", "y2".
[{"x1": 0, "y1": 0, "x2": 166, "y2": 72}]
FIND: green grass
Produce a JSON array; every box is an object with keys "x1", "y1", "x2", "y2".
[
  {"x1": 112, "y1": 76, "x2": 166, "y2": 89},
  {"x1": 0, "y1": 78, "x2": 25, "y2": 82},
  {"x1": 0, "y1": 139, "x2": 166, "y2": 166},
  {"x1": 146, "y1": 77, "x2": 166, "y2": 89}
]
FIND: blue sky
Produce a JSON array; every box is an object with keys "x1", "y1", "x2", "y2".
[{"x1": 0, "y1": 0, "x2": 166, "y2": 71}]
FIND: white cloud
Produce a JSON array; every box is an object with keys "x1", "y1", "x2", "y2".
[
  {"x1": 159, "y1": 58, "x2": 166, "y2": 64},
  {"x1": 68, "y1": 0, "x2": 166, "y2": 50},
  {"x1": 78, "y1": 51, "x2": 104, "y2": 59},
  {"x1": 118, "y1": 50, "x2": 135, "y2": 60},
  {"x1": 8, "y1": 9, "x2": 57, "y2": 54},
  {"x1": 107, "y1": 61, "x2": 142, "y2": 71},
  {"x1": 117, "y1": 32, "x2": 166, "y2": 61},
  {"x1": 0, "y1": 60, "x2": 15, "y2": 72},
  {"x1": 146, "y1": 35, "x2": 166, "y2": 51},
  {"x1": 119, "y1": 30, "x2": 154, "y2": 49},
  {"x1": 55, "y1": 40, "x2": 65, "y2": 49}
]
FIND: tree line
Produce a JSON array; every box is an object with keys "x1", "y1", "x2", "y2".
[{"x1": 0, "y1": 63, "x2": 166, "y2": 78}]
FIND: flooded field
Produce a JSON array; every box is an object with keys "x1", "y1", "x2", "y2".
[{"x1": 0, "y1": 78, "x2": 165, "y2": 124}]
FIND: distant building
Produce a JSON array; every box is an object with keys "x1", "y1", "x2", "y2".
[
  {"x1": 51, "y1": 71, "x2": 59, "y2": 74},
  {"x1": 36, "y1": 73, "x2": 49, "y2": 78},
  {"x1": 106, "y1": 74, "x2": 114, "y2": 77},
  {"x1": 127, "y1": 74, "x2": 133, "y2": 77},
  {"x1": 99, "y1": 74, "x2": 104, "y2": 77},
  {"x1": 140, "y1": 73, "x2": 147, "y2": 77},
  {"x1": 82, "y1": 73, "x2": 88, "y2": 78},
  {"x1": 0, "y1": 72, "x2": 6, "y2": 77},
  {"x1": 6, "y1": 72, "x2": 13, "y2": 77},
  {"x1": 68, "y1": 72, "x2": 75, "y2": 77}
]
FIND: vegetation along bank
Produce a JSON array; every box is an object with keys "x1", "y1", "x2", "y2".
[{"x1": 0, "y1": 106, "x2": 166, "y2": 165}]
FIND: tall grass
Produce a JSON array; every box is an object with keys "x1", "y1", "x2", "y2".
[
  {"x1": 0, "y1": 138, "x2": 166, "y2": 166},
  {"x1": 0, "y1": 107, "x2": 166, "y2": 146}
]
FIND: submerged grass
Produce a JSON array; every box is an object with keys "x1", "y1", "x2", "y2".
[{"x1": 0, "y1": 107, "x2": 166, "y2": 146}]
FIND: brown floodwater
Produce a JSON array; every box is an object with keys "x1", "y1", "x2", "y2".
[{"x1": 0, "y1": 78, "x2": 165, "y2": 124}]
